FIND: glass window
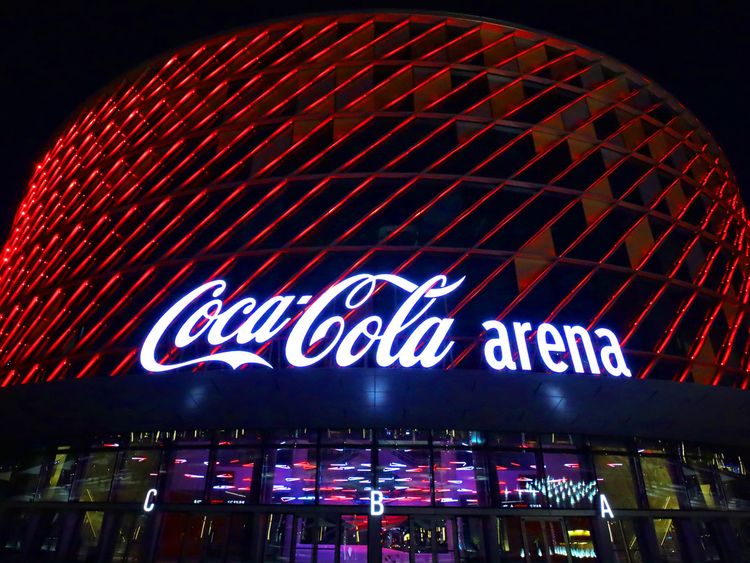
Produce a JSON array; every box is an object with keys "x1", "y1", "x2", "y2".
[
  {"x1": 262, "y1": 448, "x2": 317, "y2": 504},
  {"x1": 377, "y1": 428, "x2": 430, "y2": 445},
  {"x1": 381, "y1": 515, "x2": 410, "y2": 560},
  {"x1": 268, "y1": 428, "x2": 318, "y2": 445},
  {"x1": 487, "y1": 433, "x2": 538, "y2": 449},
  {"x1": 8, "y1": 453, "x2": 47, "y2": 501},
  {"x1": 340, "y1": 515, "x2": 368, "y2": 562},
  {"x1": 653, "y1": 519, "x2": 683, "y2": 563},
  {"x1": 209, "y1": 448, "x2": 259, "y2": 505},
  {"x1": 716, "y1": 453, "x2": 750, "y2": 510},
  {"x1": 593, "y1": 455, "x2": 639, "y2": 509},
  {"x1": 606, "y1": 518, "x2": 642, "y2": 563},
  {"x1": 321, "y1": 429, "x2": 372, "y2": 445},
  {"x1": 319, "y1": 448, "x2": 371, "y2": 505},
  {"x1": 39, "y1": 451, "x2": 78, "y2": 501},
  {"x1": 163, "y1": 448, "x2": 209, "y2": 503},
  {"x1": 542, "y1": 452, "x2": 596, "y2": 509},
  {"x1": 434, "y1": 449, "x2": 489, "y2": 506},
  {"x1": 261, "y1": 514, "x2": 294, "y2": 561},
  {"x1": 225, "y1": 514, "x2": 255, "y2": 563},
  {"x1": 68, "y1": 511, "x2": 104, "y2": 561},
  {"x1": 640, "y1": 457, "x2": 686, "y2": 510},
  {"x1": 494, "y1": 451, "x2": 543, "y2": 508},
  {"x1": 111, "y1": 449, "x2": 160, "y2": 503},
  {"x1": 378, "y1": 448, "x2": 431, "y2": 506},
  {"x1": 496, "y1": 517, "x2": 525, "y2": 563},
  {"x1": 457, "y1": 517, "x2": 486, "y2": 562},
  {"x1": 564, "y1": 517, "x2": 598, "y2": 562},
  {"x1": 682, "y1": 458, "x2": 721, "y2": 509},
  {"x1": 216, "y1": 429, "x2": 262, "y2": 446},
  {"x1": 432, "y1": 430, "x2": 484, "y2": 447},
  {"x1": 110, "y1": 513, "x2": 147, "y2": 562},
  {"x1": 72, "y1": 451, "x2": 117, "y2": 502}
]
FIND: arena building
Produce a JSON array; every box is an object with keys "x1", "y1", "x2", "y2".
[{"x1": 0, "y1": 11, "x2": 749, "y2": 562}]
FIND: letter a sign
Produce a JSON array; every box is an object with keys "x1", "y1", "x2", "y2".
[{"x1": 599, "y1": 494, "x2": 614, "y2": 519}]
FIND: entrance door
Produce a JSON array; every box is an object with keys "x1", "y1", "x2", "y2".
[
  {"x1": 520, "y1": 518, "x2": 570, "y2": 563},
  {"x1": 382, "y1": 516, "x2": 487, "y2": 562}
]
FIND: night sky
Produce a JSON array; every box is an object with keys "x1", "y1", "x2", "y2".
[{"x1": 2, "y1": 0, "x2": 748, "y2": 244}]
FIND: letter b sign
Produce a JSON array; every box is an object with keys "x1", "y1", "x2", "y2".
[{"x1": 370, "y1": 490, "x2": 384, "y2": 516}]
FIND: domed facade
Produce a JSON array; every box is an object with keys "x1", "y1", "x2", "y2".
[{"x1": 0, "y1": 13, "x2": 749, "y2": 563}]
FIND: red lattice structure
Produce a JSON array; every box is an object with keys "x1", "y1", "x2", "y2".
[{"x1": 0, "y1": 13, "x2": 748, "y2": 387}]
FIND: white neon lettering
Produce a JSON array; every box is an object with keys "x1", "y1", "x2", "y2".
[
  {"x1": 370, "y1": 490, "x2": 385, "y2": 516},
  {"x1": 599, "y1": 493, "x2": 615, "y2": 519},
  {"x1": 481, "y1": 321, "x2": 517, "y2": 371},
  {"x1": 512, "y1": 322, "x2": 533, "y2": 370},
  {"x1": 537, "y1": 323, "x2": 568, "y2": 373},
  {"x1": 563, "y1": 325, "x2": 601, "y2": 374},
  {"x1": 595, "y1": 328, "x2": 632, "y2": 377},
  {"x1": 139, "y1": 273, "x2": 631, "y2": 378},
  {"x1": 143, "y1": 488, "x2": 157, "y2": 512}
]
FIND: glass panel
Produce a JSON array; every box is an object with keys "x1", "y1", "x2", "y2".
[
  {"x1": 716, "y1": 454, "x2": 750, "y2": 510},
  {"x1": 111, "y1": 449, "x2": 160, "y2": 502},
  {"x1": 564, "y1": 517, "x2": 598, "y2": 561},
  {"x1": 39, "y1": 451, "x2": 77, "y2": 501},
  {"x1": 593, "y1": 454, "x2": 639, "y2": 508},
  {"x1": 268, "y1": 428, "x2": 318, "y2": 445},
  {"x1": 70, "y1": 511, "x2": 104, "y2": 561},
  {"x1": 413, "y1": 517, "x2": 434, "y2": 563},
  {"x1": 178, "y1": 515, "x2": 206, "y2": 559},
  {"x1": 340, "y1": 515, "x2": 368, "y2": 562},
  {"x1": 381, "y1": 515, "x2": 411, "y2": 562},
  {"x1": 72, "y1": 451, "x2": 117, "y2": 502},
  {"x1": 540, "y1": 434, "x2": 583, "y2": 449},
  {"x1": 694, "y1": 520, "x2": 722, "y2": 562},
  {"x1": 457, "y1": 516, "x2": 486, "y2": 562},
  {"x1": 216, "y1": 428, "x2": 262, "y2": 446},
  {"x1": 682, "y1": 458, "x2": 721, "y2": 509},
  {"x1": 317, "y1": 515, "x2": 338, "y2": 563},
  {"x1": 261, "y1": 448, "x2": 317, "y2": 504},
  {"x1": 209, "y1": 448, "x2": 259, "y2": 505},
  {"x1": 293, "y1": 516, "x2": 316, "y2": 563},
  {"x1": 605, "y1": 519, "x2": 642, "y2": 563},
  {"x1": 433, "y1": 430, "x2": 484, "y2": 447},
  {"x1": 155, "y1": 512, "x2": 188, "y2": 562},
  {"x1": 378, "y1": 428, "x2": 430, "y2": 445},
  {"x1": 434, "y1": 449, "x2": 489, "y2": 507},
  {"x1": 260, "y1": 513, "x2": 294, "y2": 563},
  {"x1": 163, "y1": 448, "x2": 209, "y2": 503},
  {"x1": 378, "y1": 448, "x2": 432, "y2": 506},
  {"x1": 542, "y1": 452, "x2": 596, "y2": 509},
  {"x1": 436, "y1": 518, "x2": 456, "y2": 562},
  {"x1": 111, "y1": 513, "x2": 147, "y2": 562},
  {"x1": 543, "y1": 520, "x2": 569, "y2": 562},
  {"x1": 322, "y1": 429, "x2": 372, "y2": 445},
  {"x1": 487, "y1": 433, "x2": 538, "y2": 448},
  {"x1": 522, "y1": 520, "x2": 547, "y2": 561},
  {"x1": 8, "y1": 453, "x2": 46, "y2": 501},
  {"x1": 640, "y1": 457, "x2": 686, "y2": 510},
  {"x1": 494, "y1": 451, "x2": 543, "y2": 508},
  {"x1": 1, "y1": 510, "x2": 32, "y2": 554},
  {"x1": 653, "y1": 519, "x2": 683, "y2": 563},
  {"x1": 319, "y1": 448, "x2": 372, "y2": 505},
  {"x1": 497, "y1": 517, "x2": 525, "y2": 563}
]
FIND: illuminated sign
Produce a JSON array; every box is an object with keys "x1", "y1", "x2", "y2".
[
  {"x1": 599, "y1": 494, "x2": 614, "y2": 519},
  {"x1": 140, "y1": 274, "x2": 631, "y2": 377},
  {"x1": 143, "y1": 488, "x2": 157, "y2": 513},
  {"x1": 370, "y1": 490, "x2": 385, "y2": 516}
]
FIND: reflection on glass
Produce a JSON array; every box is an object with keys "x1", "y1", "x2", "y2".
[
  {"x1": 716, "y1": 454, "x2": 750, "y2": 510},
  {"x1": 381, "y1": 515, "x2": 410, "y2": 562},
  {"x1": 378, "y1": 449, "x2": 431, "y2": 506},
  {"x1": 319, "y1": 449, "x2": 371, "y2": 505},
  {"x1": 593, "y1": 455, "x2": 638, "y2": 509},
  {"x1": 457, "y1": 517, "x2": 486, "y2": 562},
  {"x1": 497, "y1": 517, "x2": 525, "y2": 563},
  {"x1": 340, "y1": 515, "x2": 368, "y2": 562},
  {"x1": 322, "y1": 429, "x2": 372, "y2": 445},
  {"x1": 434, "y1": 449, "x2": 489, "y2": 506},
  {"x1": 111, "y1": 449, "x2": 160, "y2": 503},
  {"x1": 111, "y1": 513, "x2": 147, "y2": 562},
  {"x1": 73, "y1": 451, "x2": 117, "y2": 502},
  {"x1": 39, "y1": 452, "x2": 77, "y2": 501},
  {"x1": 413, "y1": 517, "x2": 434, "y2": 562},
  {"x1": 682, "y1": 459, "x2": 720, "y2": 509},
  {"x1": 494, "y1": 451, "x2": 542, "y2": 508},
  {"x1": 693, "y1": 520, "x2": 722, "y2": 562},
  {"x1": 564, "y1": 517, "x2": 598, "y2": 561},
  {"x1": 163, "y1": 449, "x2": 209, "y2": 503},
  {"x1": 262, "y1": 448, "x2": 316, "y2": 504},
  {"x1": 209, "y1": 448, "x2": 258, "y2": 505},
  {"x1": 542, "y1": 452, "x2": 596, "y2": 509},
  {"x1": 653, "y1": 519, "x2": 682, "y2": 563},
  {"x1": 261, "y1": 513, "x2": 293, "y2": 562},
  {"x1": 640, "y1": 457, "x2": 686, "y2": 510},
  {"x1": 9, "y1": 454, "x2": 47, "y2": 501},
  {"x1": 606, "y1": 518, "x2": 642, "y2": 563},
  {"x1": 74, "y1": 511, "x2": 104, "y2": 561}
]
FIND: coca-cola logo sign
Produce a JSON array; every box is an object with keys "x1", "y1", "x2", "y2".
[{"x1": 139, "y1": 273, "x2": 631, "y2": 378}]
